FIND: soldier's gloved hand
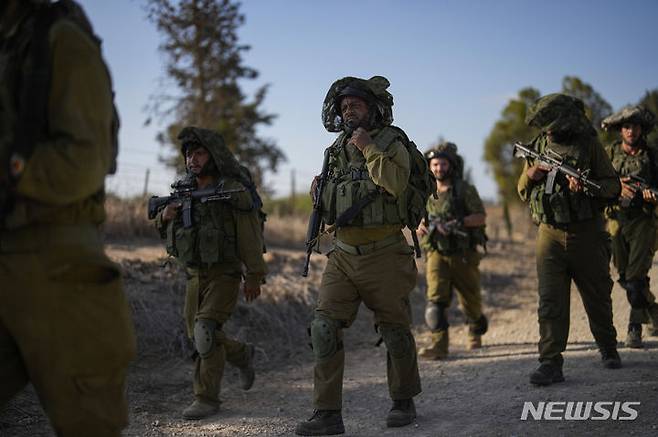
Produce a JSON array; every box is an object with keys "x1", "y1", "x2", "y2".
[
  {"x1": 620, "y1": 176, "x2": 637, "y2": 199},
  {"x1": 527, "y1": 164, "x2": 550, "y2": 181},
  {"x1": 162, "y1": 201, "x2": 182, "y2": 222},
  {"x1": 566, "y1": 175, "x2": 583, "y2": 193},
  {"x1": 243, "y1": 284, "x2": 261, "y2": 303},
  {"x1": 348, "y1": 127, "x2": 372, "y2": 151},
  {"x1": 642, "y1": 188, "x2": 657, "y2": 204},
  {"x1": 416, "y1": 223, "x2": 428, "y2": 237}
]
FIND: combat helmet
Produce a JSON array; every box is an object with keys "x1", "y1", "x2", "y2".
[
  {"x1": 178, "y1": 127, "x2": 243, "y2": 179},
  {"x1": 425, "y1": 142, "x2": 464, "y2": 179},
  {"x1": 601, "y1": 105, "x2": 655, "y2": 135},
  {"x1": 321, "y1": 75, "x2": 394, "y2": 132},
  {"x1": 525, "y1": 93, "x2": 596, "y2": 137}
]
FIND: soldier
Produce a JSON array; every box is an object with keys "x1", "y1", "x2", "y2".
[
  {"x1": 295, "y1": 76, "x2": 427, "y2": 435},
  {"x1": 154, "y1": 127, "x2": 266, "y2": 420},
  {"x1": 601, "y1": 105, "x2": 658, "y2": 348},
  {"x1": 517, "y1": 93, "x2": 622, "y2": 386},
  {"x1": 417, "y1": 142, "x2": 488, "y2": 360},
  {"x1": 0, "y1": 1, "x2": 136, "y2": 436}
]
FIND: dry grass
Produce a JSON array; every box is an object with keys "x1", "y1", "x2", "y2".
[{"x1": 104, "y1": 195, "x2": 158, "y2": 240}]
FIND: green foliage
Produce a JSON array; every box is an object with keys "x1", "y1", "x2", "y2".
[
  {"x1": 145, "y1": 0, "x2": 285, "y2": 185},
  {"x1": 482, "y1": 87, "x2": 540, "y2": 204},
  {"x1": 639, "y1": 89, "x2": 658, "y2": 147},
  {"x1": 561, "y1": 76, "x2": 614, "y2": 145}
]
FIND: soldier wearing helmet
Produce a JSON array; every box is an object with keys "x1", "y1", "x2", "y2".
[
  {"x1": 416, "y1": 142, "x2": 488, "y2": 360},
  {"x1": 517, "y1": 93, "x2": 622, "y2": 386},
  {"x1": 601, "y1": 105, "x2": 658, "y2": 348},
  {"x1": 296, "y1": 76, "x2": 424, "y2": 435},
  {"x1": 0, "y1": 1, "x2": 135, "y2": 435},
  {"x1": 154, "y1": 127, "x2": 267, "y2": 420}
]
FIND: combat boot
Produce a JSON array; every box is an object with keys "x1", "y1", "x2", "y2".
[
  {"x1": 386, "y1": 398, "x2": 416, "y2": 428},
  {"x1": 295, "y1": 410, "x2": 344, "y2": 436},
  {"x1": 182, "y1": 399, "x2": 219, "y2": 420},
  {"x1": 529, "y1": 362, "x2": 564, "y2": 386},
  {"x1": 600, "y1": 348, "x2": 622, "y2": 369},
  {"x1": 648, "y1": 304, "x2": 658, "y2": 336},
  {"x1": 418, "y1": 330, "x2": 448, "y2": 360},
  {"x1": 467, "y1": 334, "x2": 482, "y2": 350},
  {"x1": 239, "y1": 343, "x2": 256, "y2": 390},
  {"x1": 625, "y1": 324, "x2": 643, "y2": 348}
]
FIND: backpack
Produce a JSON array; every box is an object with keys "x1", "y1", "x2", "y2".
[
  {"x1": 235, "y1": 165, "x2": 268, "y2": 254},
  {"x1": 13, "y1": 0, "x2": 119, "y2": 176}
]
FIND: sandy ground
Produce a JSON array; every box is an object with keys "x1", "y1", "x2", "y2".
[{"x1": 2, "y1": 234, "x2": 658, "y2": 437}]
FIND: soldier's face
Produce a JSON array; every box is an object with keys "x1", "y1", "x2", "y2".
[
  {"x1": 340, "y1": 96, "x2": 369, "y2": 128},
  {"x1": 430, "y1": 157, "x2": 451, "y2": 181},
  {"x1": 185, "y1": 146, "x2": 210, "y2": 175},
  {"x1": 621, "y1": 122, "x2": 642, "y2": 146}
]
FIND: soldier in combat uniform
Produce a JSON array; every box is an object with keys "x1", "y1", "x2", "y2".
[
  {"x1": 517, "y1": 94, "x2": 622, "y2": 386},
  {"x1": 295, "y1": 76, "x2": 427, "y2": 435},
  {"x1": 417, "y1": 142, "x2": 488, "y2": 360},
  {"x1": 601, "y1": 105, "x2": 658, "y2": 348},
  {"x1": 154, "y1": 127, "x2": 266, "y2": 420},
  {"x1": 0, "y1": 1, "x2": 136, "y2": 435}
]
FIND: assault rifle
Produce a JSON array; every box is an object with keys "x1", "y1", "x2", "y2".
[
  {"x1": 147, "y1": 178, "x2": 245, "y2": 228},
  {"x1": 427, "y1": 215, "x2": 468, "y2": 238},
  {"x1": 512, "y1": 142, "x2": 601, "y2": 194},
  {"x1": 626, "y1": 175, "x2": 658, "y2": 198},
  {"x1": 302, "y1": 147, "x2": 332, "y2": 277}
]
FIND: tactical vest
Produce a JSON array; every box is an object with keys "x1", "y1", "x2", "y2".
[
  {"x1": 321, "y1": 128, "x2": 407, "y2": 228},
  {"x1": 606, "y1": 141, "x2": 655, "y2": 218},
  {"x1": 426, "y1": 180, "x2": 487, "y2": 254},
  {"x1": 528, "y1": 135, "x2": 595, "y2": 225},
  {"x1": 166, "y1": 186, "x2": 239, "y2": 267}
]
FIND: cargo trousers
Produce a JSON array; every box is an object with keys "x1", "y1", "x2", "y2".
[
  {"x1": 313, "y1": 236, "x2": 421, "y2": 410},
  {"x1": 0, "y1": 225, "x2": 136, "y2": 437}
]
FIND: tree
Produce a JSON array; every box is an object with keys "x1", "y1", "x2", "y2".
[
  {"x1": 145, "y1": 0, "x2": 285, "y2": 184},
  {"x1": 561, "y1": 76, "x2": 614, "y2": 145},
  {"x1": 482, "y1": 87, "x2": 540, "y2": 204},
  {"x1": 639, "y1": 89, "x2": 658, "y2": 147}
]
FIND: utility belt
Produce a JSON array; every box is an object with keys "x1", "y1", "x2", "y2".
[
  {"x1": 334, "y1": 233, "x2": 404, "y2": 256},
  {"x1": 0, "y1": 224, "x2": 102, "y2": 253}
]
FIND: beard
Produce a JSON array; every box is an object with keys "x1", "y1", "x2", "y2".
[{"x1": 436, "y1": 171, "x2": 450, "y2": 182}]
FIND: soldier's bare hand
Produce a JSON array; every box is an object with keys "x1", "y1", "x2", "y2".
[
  {"x1": 416, "y1": 223, "x2": 428, "y2": 237},
  {"x1": 162, "y1": 201, "x2": 182, "y2": 222},
  {"x1": 527, "y1": 164, "x2": 549, "y2": 181},
  {"x1": 566, "y1": 175, "x2": 583, "y2": 193},
  {"x1": 642, "y1": 189, "x2": 657, "y2": 204},
  {"x1": 310, "y1": 176, "x2": 320, "y2": 201},
  {"x1": 243, "y1": 285, "x2": 261, "y2": 303},
  {"x1": 620, "y1": 177, "x2": 636, "y2": 199},
  {"x1": 348, "y1": 127, "x2": 372, "y2": 151}
]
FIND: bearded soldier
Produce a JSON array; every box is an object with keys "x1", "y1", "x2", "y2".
[
  {"x1": 601, "y1": 105, "x2": 658, "y2": 348},
  {"x1": 0, "y1": 0, "x2": 136, "y2": 435},
  {"x1": 517, "y1": 94, "x2": 622, "y2": 386},
  {"x1": 417, "y1": 142, "x2": 488, "y2": 360},
  {"x1": 154, "y1": 127, "x2": 266, "y2": 420},
  {"x1": 295, "y1": 76, "x2": 431, "y2": 435}
]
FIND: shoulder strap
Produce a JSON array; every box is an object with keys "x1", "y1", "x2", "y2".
[{"x1": 372, "y1": 126, "x2": 404, "y2": 152}]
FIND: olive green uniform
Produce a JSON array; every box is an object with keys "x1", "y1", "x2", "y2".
[
  {"x1": 155, "y1": 129, "x2": 267, "y2": 407},
  {"x1": 312, "y1": 127, "x2": 421, "y2": 410},
  {"x1": 605, "y1": 141, "x2": 658, "y2": 326},
  {"x1": 518, "y1": 132, "x2": 620, "y2": 366},
  {"x1": 0, "y1": 8, "x2": 136, "y2": 437},
  {"x1": 423, "y1": 181, "x2": 486, "y2": 322}
]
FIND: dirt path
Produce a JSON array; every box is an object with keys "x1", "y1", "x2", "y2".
[{"x1": 2, "y1": 236, "x2": 658, "y2": 436}]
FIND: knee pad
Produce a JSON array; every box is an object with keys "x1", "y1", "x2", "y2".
[
  {"x1": 469, "y1": 314, "x2": 488, "y2": 336},
  {"x1": 379, "y1": 324, "x2": 414, "y2": 359},
  {"x1": 424, "y1": 302, "x2": 448, "y2": 332},
  {"x1": 624, "y1": 280, "x2": 649, "y2": 309},
  {"x1": 193, "y1": 319, "x2": 218, "y2": 359},
  {"x1": 310, "y1": 317, "x2": 341, "y2": 361}
]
